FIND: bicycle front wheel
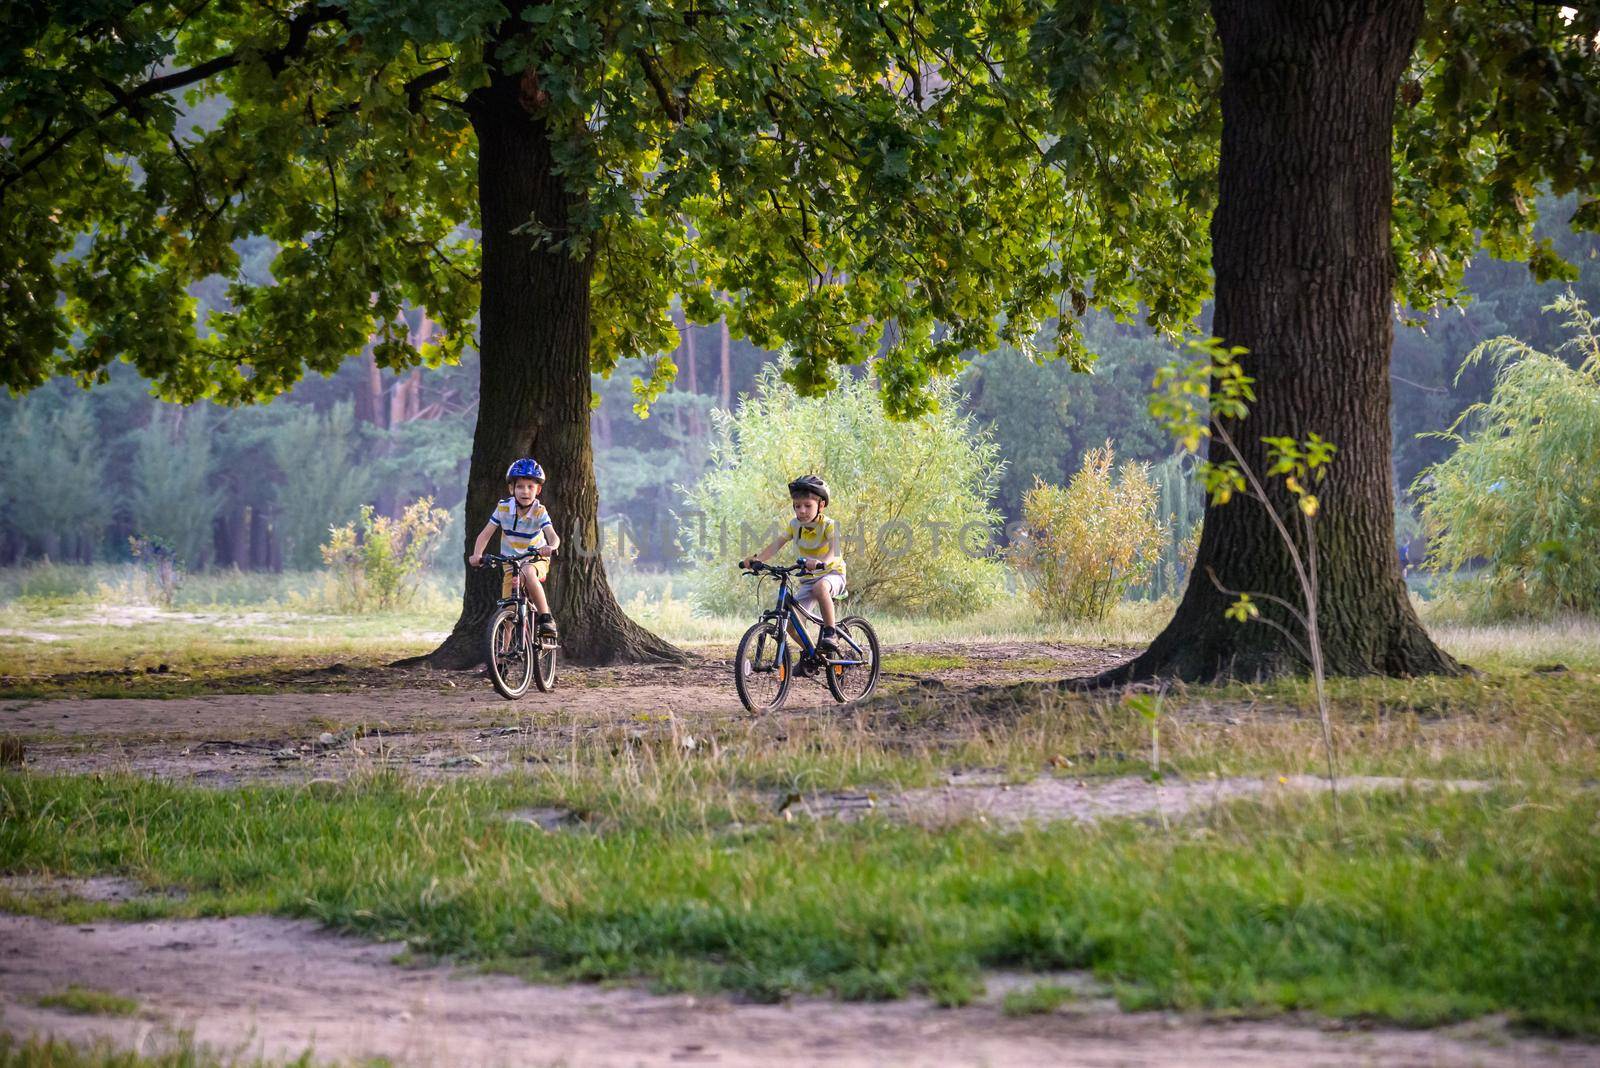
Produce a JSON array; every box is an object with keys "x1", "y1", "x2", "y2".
[
  {"x1": 533, "y1": 635, "x2": 558, "y2": 693},
  {"x1": 825, "y1": 616, "x2": 881, "y2": 704},
  {"x1": 734, "y1": 621, "x2": 792, "y2": 713},
  {"x1": 485, "y1": 605, "x2": 533, "y2": 700}
]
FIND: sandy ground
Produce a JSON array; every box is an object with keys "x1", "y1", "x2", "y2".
[{"x1": 2, "y1": 909, "x2": 1590, "y2": 1068}]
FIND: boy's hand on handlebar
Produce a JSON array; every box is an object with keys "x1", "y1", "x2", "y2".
[{"x1": 468, "y1": 553, "x2": 483, "y2": 567}]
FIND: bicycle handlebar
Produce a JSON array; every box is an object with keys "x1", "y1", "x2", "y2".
[
  {"x1": 741, "y1": 549, "x2": 988, "y2": 577},
  {"x1": 740, "y1": 558, "x2": 824, "y2": 577},
  {"x1": 473, "y1": 548, "x2": 556, "y2": 568}
]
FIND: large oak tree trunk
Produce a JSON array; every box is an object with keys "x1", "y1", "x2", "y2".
[
  {"x1": 425, "y1": 72, "x2": 683, "y2": 668},
  {"x1": 1110, "y1": 0, "x2": 1461, "y2": 682}
]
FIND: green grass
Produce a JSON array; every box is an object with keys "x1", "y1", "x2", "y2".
[
  {"x1": 1001, "y1": 983, "x2": 1079, "y2": 1016},
  {"x1": 35, "y1": 985, "x2": 141, "y2": 1017},
  {"x1": 0, "y1": 1035, "x2": 327, "y2": 1068},
  {"x1": 3, "y1": 771, "x2": 1597, "y2": 1033},
  {"x1": 881, "y1": 652, "x2": 972, "y2": 673}
]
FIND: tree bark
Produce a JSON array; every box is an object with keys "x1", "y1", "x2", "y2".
[
  {"x1": 1107, "y1": 0, "x2": 1462, "y2": 682},
  {"x1": 424, "y1": 70, "x2": 684, "y2": 668}
]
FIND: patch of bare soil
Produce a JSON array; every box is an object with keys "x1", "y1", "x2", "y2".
[
  {"x1": 889, "y1": 773, "x2": 1491, "y2": 828},
  {"x1": 2, "y1": 913, "x2": 1588, "y2": 1068},
  {"x1": 0, "y1": 642, "x2": 1131, "y2": 784},
  {"x1": 773, "y1": 774, "x2": 1491, "y2": 828}
]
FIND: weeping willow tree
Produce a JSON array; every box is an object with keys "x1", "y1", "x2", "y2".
[
  {"x1": 1417, "y1": 294, "x2": 1600, "y2": 617},
  {"x1": 1134, "y1": 452, "x2": 1205, "y2": 602}
]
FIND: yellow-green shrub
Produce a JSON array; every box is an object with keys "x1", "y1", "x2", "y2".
[
  {"x1": 320, "y1": 497, "x2": 450, "y2": 612},
  {"x1": 1009, "y1": 443, "x2": 1165, "y2": 620}
]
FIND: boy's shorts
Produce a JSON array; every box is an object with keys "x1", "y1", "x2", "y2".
[
  {"x1": 501, "y1": 557, "x2": 550, "y2": 598},
  {"x1": 795, "y1": 572, "x2": 845, "y2": 612}
]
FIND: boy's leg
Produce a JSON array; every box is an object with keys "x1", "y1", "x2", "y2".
[
  {"x1": 522, "y1": 567, "x2": 558, "y2": 637},
  {"x1": 810, "y1": 577, "x2": 841, "y2": 656},
  {"x1": 521, "y1": 568, "x2": 549, "y2": 613},
  {"x1": 814, "y1": 582, "x2": 837, "y2": 631}
]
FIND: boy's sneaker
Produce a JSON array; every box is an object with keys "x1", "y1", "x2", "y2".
[
  {"x1": 536, "y1": 613, "x2": 559, "y2": 640},
  {"x1": 817, "y1": 627, "x2": 840, "y2": 658}
]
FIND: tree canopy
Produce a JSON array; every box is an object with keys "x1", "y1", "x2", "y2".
[
  {"x1": 7, "y1": 2, "x2": 1598, "y2": 412},
  {"x1": 4, "y1": 0, "x2": 1181, "y2": 417}
]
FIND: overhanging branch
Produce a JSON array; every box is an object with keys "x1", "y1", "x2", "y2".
[{"x1": 1, "y1": 3, "x2": 345, "y2": 200}]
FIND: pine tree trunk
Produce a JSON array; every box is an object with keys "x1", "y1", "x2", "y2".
[
  {"x1": 1109, "y1": 0, "x2": 1461, "y2": 682},
  {"x1": 675, "y1": 307, "x2": 705, "y2": 440},
  {"x1": 424, "y1": 71, "x2": 683, "y2": 668},
  {"x1": 229, "y1": 504, "x2": 250, "y2": 570},
  {"x1": 718, "y1": 316, "x2": 732, "y2": 410}
]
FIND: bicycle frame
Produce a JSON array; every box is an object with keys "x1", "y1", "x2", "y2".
[
  {"x1": 760, "y1": 566, "x2": 867, "y2": 667},
  {"x1": 486, "y1": 551, "x2": 548, "y2": 643}
]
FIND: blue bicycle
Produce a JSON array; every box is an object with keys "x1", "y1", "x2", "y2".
[{"x1": 735, "y1": 559, "x2": 881, "y2": 713}]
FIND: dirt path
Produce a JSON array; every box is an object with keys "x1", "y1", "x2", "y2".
[
  {"x1": 1, "y1": 642, "x2": 1135, "y2": 784},
  {"x1": 2, "y1": 912, "x2": 1587, "y2": 1067}
]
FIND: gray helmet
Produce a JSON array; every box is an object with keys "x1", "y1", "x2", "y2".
[{"x1": 787, "y1": 474, "x2": 830, "y2": 504}]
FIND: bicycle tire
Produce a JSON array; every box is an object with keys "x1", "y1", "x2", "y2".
[
  {"x1": 485, "y1": 605, "x2": 533, "y2": 700},
  {"x1": 533, "y1": 636, "x2": 558, "y2": 692},
  {"x1": 825, "y1": 616, "x2": 881, "y2": 704},
  {"x1": 734, "y1": 621, "x2": 792, "y2": 713}
]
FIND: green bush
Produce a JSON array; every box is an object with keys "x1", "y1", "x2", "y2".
[
  {"x1": 1009, "y1": 443, "x2": 1166, "y2": 621},
  {"x1": 681, "y1": 367, "x2": 1006, "y2": 615},
  {"x1": 1418, "y1": 293, "x2": 1600, "y2": 618}
]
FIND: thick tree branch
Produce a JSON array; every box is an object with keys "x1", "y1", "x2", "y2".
[
  {"x1": 635, "y1": 48, "x2": 685, "y2": 122},
  {"x1": 1, "y1": 3, "x2": 344, "y2": 200},
  {"x1": 405, "y1": 64, "x2": 455, "y2": 112}
]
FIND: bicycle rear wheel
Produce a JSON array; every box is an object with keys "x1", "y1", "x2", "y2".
[
  {"x1": 734, "y1": 621, "x2": 792, "y2": 713},
  {"x1": 825, "y1": 616, "x2": 881, "y2": 704},
  {"x1": 485, "y1": 605, "x2": 533, "y2": 700}
]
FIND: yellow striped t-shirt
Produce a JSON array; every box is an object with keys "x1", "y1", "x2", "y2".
[
  {"x1": 787, "y1": 515, "x2": 845, "y2": 578},
  {"x1": 492, "y1": 497, "x2": 553, "y2": 555}
]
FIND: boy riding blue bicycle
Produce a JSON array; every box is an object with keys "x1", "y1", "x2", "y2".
[
  {"x1": 469, "y1": 457, "x2": 560, "y2": 641},
  {"x1": 739, "y1": 474, "x2": 844, "y2": 657},
  {"x1": 733, "y1": 474, "x2": 879, "y2": 713}
]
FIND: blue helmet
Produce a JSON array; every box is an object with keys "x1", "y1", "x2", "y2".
[{"x1": 505, "y1": 458, "x2": 545, "y2": 483}]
